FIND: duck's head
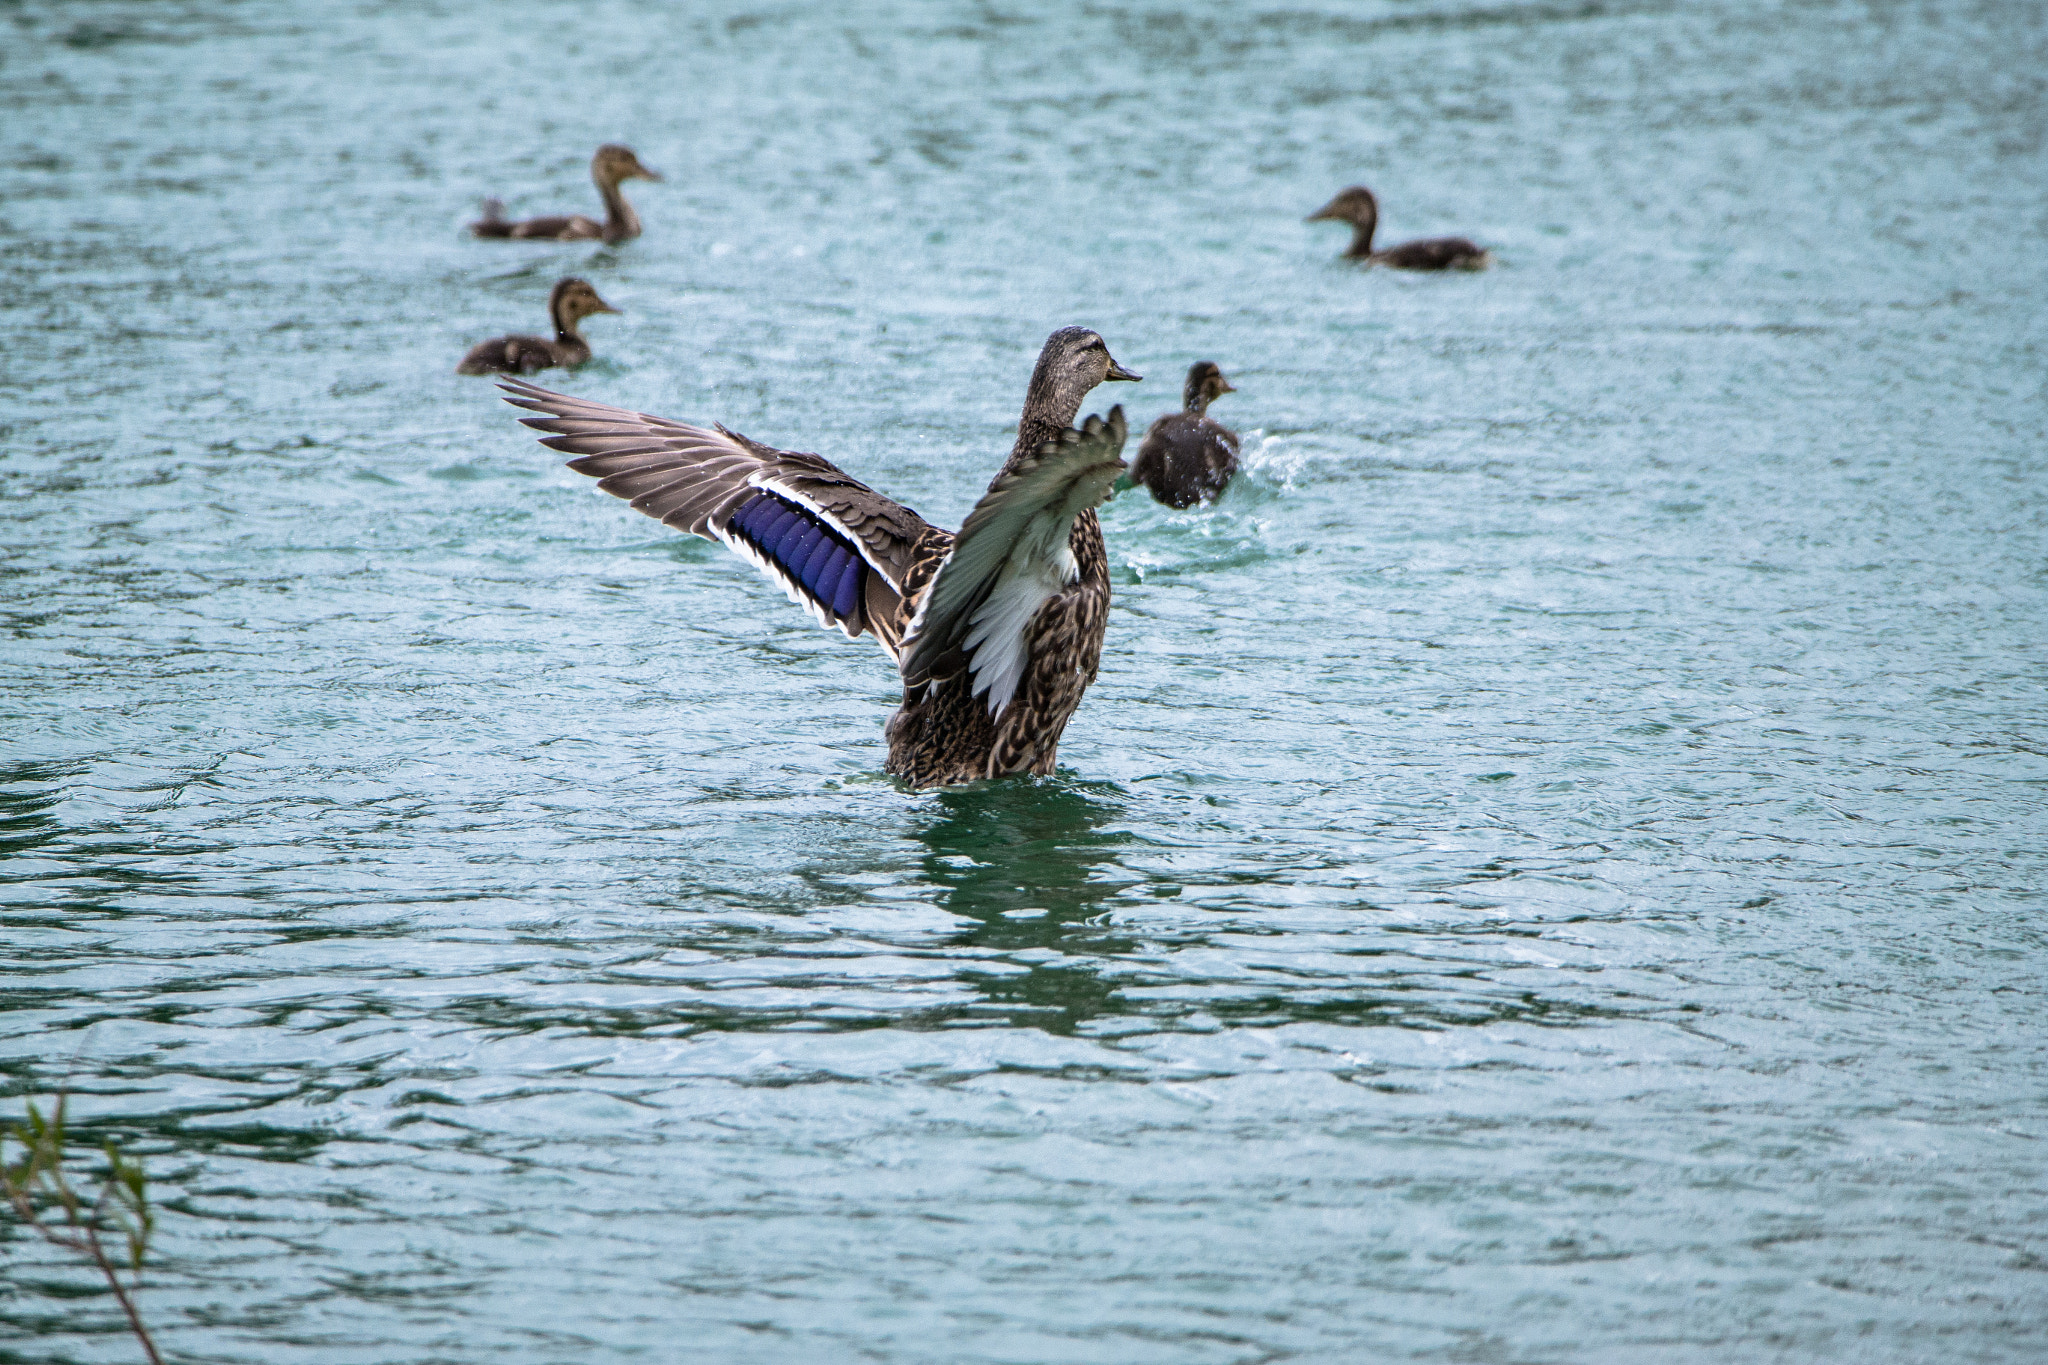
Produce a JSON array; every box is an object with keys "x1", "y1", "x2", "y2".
[
  {"x1": 592, "y1": 144, "x2": 662, "y2": 185},
  {"x1": 1183, "y1": 361, "x2": 1236, "y2": 412},
  {"x1": 549, "y1": 277, "x2": 620, "y2": 324},
  {"x1": 1029, "y1": 326, "x2": 1141, "y2": 413},
  {"x1": 1306, "y1": 185, "x2": 1378, "y2": 228}
]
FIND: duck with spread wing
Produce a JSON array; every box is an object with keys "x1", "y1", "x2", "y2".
[{"x1": 498, "y1": 327, "x2": 1141, "y2": 787}]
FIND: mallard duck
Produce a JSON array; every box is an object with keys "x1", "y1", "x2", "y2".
[
  {"x1": 1307, "y1": 186, "x2": 1490, "y2": 270},
  {"x1": 498, "y1": 326, "x2": 1141, "y2": 787},
  {"x1": 470, "y1": 145, "x2": 662, "y2": 245},
  {"x1": 455, "y1": 277, "x2": 617, "y2": 375},
  {"x1": 1130, "y1": 361, "x2": 1239, "y2": 508}
]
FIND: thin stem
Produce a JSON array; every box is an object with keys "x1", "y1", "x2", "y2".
[{"x1": 79, "y1": 1216, "x2": 165, "y2": 1365}]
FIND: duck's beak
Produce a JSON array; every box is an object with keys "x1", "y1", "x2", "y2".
[
  {"x1": 637, "y1": 167, "x2": 664, "y2": 182},
  {"x1": 593, "y1": 298, "x2": 621, "y2": 314},
  {"x1": 1106, "y1": 357, "x2": 1142, "y2": 382},
  {"x1": 1217, "y1": 377, "x2": 1238, "y2": 393},
  {"x1": 1306, "y1": 201, "x2": 1341, "y2": 222}
]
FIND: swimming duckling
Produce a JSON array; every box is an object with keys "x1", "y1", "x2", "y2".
[
  {"x1": 1307, "y1": 186, "x2": 1490, "y2": 270},
  {"x1": 470, "y1": 145, "x2": 662, "y2": 245},
  {"x1": 1130, "y1": 362, "x2": 1240, "y2": 509},
  {"x1": 455, "y1": 278, "x2": 617, "y2": 376},
  {"x1": 497, "y1": 327, "x2": 1143, "y2": 787}
]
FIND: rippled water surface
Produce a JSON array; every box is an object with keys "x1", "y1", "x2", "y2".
[{"x1": 5, "y1": 0, "x2": 2047, "y2": 1360}]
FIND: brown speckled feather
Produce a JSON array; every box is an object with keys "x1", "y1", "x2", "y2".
[
  {"x1": 882, "y1": 515, "x2": 1108, "y2": 786},
  {"x1": 889, "y1": 409, "x2": 1126, "y2": 786}
]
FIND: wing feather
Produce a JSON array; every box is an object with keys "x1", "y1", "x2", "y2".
[
  {"x1": 900, "y1": 407, "x2": 1128, "y2": 714},
  {"x1": 498, "y1": 379, "x2": 934, "y2": 650}
]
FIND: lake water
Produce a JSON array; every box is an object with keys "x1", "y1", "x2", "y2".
[{"x1": 4, "y1": 1, "x2": 2046, "y2": 1361}]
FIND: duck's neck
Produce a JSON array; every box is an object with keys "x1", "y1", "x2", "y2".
[
  {"x1": 1347, "y1": 215, "x2": 1377, "y2": 258},
  {"x1": 1184, "y1": 390, "x2": 1211, "y2": 418},
  {"x1": 596, "y1": 176, "x2": 641, "y2": 243},
  {"x1": 551, "y1": 304, "x2": 584, "y2": 345},
  {"x1": 1008, "y1": 386, "x2": 1087, "y2": 472}
]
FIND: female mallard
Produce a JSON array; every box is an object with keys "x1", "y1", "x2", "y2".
[
  {"x1": 1307, "y1": 186, "x2": 1490, "y2": 270},
  {"x1": 1130, "y1": 361, "x2": 1239, "y2": 508},
  {"x1": 497, "y1": 327, "x2": 1141, "y2": 787},
  {"x1": 470, "y1": 145, "x2": 662, "y2": 245},
  {"x1": 455, "y1": 277, "x2": 617, "y2": 375}
]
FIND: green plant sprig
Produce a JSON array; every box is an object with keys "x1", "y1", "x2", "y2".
[{"x1": 2, "y1": 1093, "x2": 164, "y2": 1365}]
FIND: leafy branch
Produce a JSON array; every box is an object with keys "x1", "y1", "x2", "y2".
[{"x1": 2, "y1": 1093, "x2": 164, "y2": 1365}]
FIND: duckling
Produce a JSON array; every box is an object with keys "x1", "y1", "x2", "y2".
[
  {"x1": 470, "y1": 145, "x2": 662, "y2": 245},
  {"x1": 497, "y1": 327, "x2": 1142, "y2": 787},
  {"x1": 1307, "y1": 186, "x2": 1490, "y2": 270},
  {"x1": 455, "y1": 278, "x2": 617, "y2": 376},
  {"x1": 1130, "y1": 361, "x2": 1240, "y2": 509}
]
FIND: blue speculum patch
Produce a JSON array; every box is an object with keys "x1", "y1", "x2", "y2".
[{"x1": 731, "y1": 491, "x2": 864, "y2": 619}]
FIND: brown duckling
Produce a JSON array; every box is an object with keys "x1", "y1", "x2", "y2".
[
  {"x1": 470, "y1": 145, "x2": 662, "y2": 245},
  {"x1": 455, "y1": 278, "x2": 617, "y2": 376},
  {"x1": 497, "y1": 327, "x2": 1142, "y2": 788},
  {"x1": 1130, "y1": 362, "x2": 1240, "y2": 509},
  {"x1": 1307, "y1": 186, "x2": 1489, "y2": 270}
]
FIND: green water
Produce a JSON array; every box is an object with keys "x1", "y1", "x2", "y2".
[{"x1": 4, "y1": 1, "x2": 2046, "y2": 1361}]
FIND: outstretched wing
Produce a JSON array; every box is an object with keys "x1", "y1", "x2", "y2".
[
  {"x1": 900, "y1": 407, "x2": 1128, "y2": 716},
  {"x1": 499, "y1": 379, "x2": 934, "y2": 655}
]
